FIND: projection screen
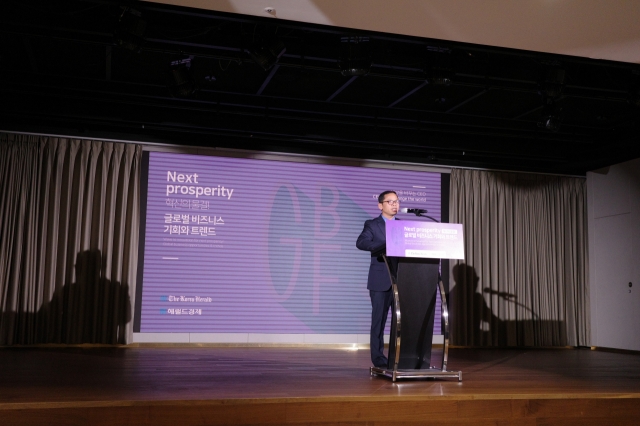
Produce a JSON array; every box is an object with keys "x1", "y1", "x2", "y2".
[{"x1": 135, "y1": 151, "x2": 444, "y2": 341}]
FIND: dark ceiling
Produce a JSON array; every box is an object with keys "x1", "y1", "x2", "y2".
[{"x1": 2, "y1": 0, "x2": 640, "y2": 174}]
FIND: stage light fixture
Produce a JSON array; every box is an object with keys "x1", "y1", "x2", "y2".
[
  {"x1": 428, "y1": 68, "x2": 453, "y2": 86},
  {"x1": 538, "y1": 98, "x2": 562, "y2": 132},
  {"x1": 247, "y1": 38, "x2": 286, "y2": 71},
  {"x1": 538, "y1": 67, "x2": 565, "y2": 99},
  {"x1": 113, "y1": 7, "x2": 147, "y2": 53},
  {"x1": 168, "y1": 56, "x2": 198, "y2": 98},
  {"x1": 338, "y1": 36, "x2": 371, "y2": 76},
  {"x1": 425, "y1": 47, "x2": 453, "y2": 86},
  {"x1": 540, "y1": 115, "x2": 561, "y2": 132}
]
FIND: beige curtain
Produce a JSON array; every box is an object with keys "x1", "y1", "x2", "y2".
[
  {"x1": 0, "y1": 133, "x2": 141, "y2": 345},
  {"x1": 449, "y1": 168, "x2": 589, "y2": 347}
]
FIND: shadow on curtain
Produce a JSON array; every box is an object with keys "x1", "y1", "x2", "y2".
[
  {"x1": 0, "y1": 133, "x2": 140, "y2": 345},
  {"x1": 449, "y1": 169, "x2": 589, "y2": 347}
]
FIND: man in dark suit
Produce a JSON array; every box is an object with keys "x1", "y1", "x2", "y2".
[{"x1": 356, "y1": 190, "x2": 399, "y2": 368}]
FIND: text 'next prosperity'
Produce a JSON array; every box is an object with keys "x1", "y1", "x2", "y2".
[{"x1": 166, "y1": 171, "x2": 234, "y2": 199}]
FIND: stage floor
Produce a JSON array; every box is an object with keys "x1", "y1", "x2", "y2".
[{"x1": 2, "y1": 346, "x2": 640, "y2": 425}]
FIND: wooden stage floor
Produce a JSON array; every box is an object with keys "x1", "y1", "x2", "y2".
[{"x1": 2, "y1": 346, "x2": 640, "y2": 425}]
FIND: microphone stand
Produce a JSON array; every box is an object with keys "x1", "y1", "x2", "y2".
[{"x1": 415, "y1": 212, "x2": 440, "y2": 223}]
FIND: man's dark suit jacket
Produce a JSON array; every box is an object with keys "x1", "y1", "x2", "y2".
[{"x1": 356, "y1": 215, "x2": 398, "y2": 291}]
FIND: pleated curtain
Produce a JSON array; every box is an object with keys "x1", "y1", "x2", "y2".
[
  {"x1": 1, "y1": 134, "x2": 590, "y2": 347},
  {"x1": 0, "y1": 133, "x2": 141, "y2": 345},
  {"x1": 449, "y1": 168, "x2": 589, "y2": 347}
]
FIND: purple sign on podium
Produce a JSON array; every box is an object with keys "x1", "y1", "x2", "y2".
[{"x1": 386, "y1": 220, "x2": 465, "y2": 259}]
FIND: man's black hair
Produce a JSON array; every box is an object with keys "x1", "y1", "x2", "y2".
[{"x1": 378, "y1": 190, "x2": 397, "y2": 203}]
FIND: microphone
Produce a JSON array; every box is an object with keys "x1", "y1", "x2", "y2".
[
  {"x1": 483, "y1": 288, "x2": 516, "y2": 300},
  {"x1": 400, "y1": 208, "x2": 428, "y2": 215}
]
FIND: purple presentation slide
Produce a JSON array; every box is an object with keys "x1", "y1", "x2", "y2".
[
  {"x1": 386, "y1": 221, "x2": 464, "y2": 259},
  {"x1": 138, "y1": 152, "x2": 442, "y2": 334}
]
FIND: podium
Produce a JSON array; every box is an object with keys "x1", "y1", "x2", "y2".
[{"x1": 369, "y1": 221, "x2": 463, "y2": 382}]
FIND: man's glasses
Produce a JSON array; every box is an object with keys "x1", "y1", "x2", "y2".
[{"x1": 382, "y1": 200, "x2": 400, "y2": 205}]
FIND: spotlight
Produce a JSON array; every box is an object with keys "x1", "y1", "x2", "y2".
[
  {"x1": 425, "y1": 47, "x2": 453, "y2": 86},
  {"x1": 113, "y1": 7, "x2": 147, "y2": 53},
  {"x1": 539, "y1": 115, "x2": 561, "y2": 132},
  {"x1": 428, "y1": 68, "x2": 453, "y2": 86},
  {"x1": 338, "y1": 36, "x2": 371, "y2": 76},
  {"x1": 538, "y1": 67, "x2": 565, "y2": 99},
  {"x1": 247, "y1": 38, "x2": 286, "y2": 71},
  {"x1": 538, "y1": 98, "x2": 562, "y2": 131},
  {"x1": 168, "y1": 57, "x2": 198, "y2": 98}
]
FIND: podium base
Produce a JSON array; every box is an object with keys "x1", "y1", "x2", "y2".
[{"x1": 370, "y1": 366, "x2": 462, "y2": 382}]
